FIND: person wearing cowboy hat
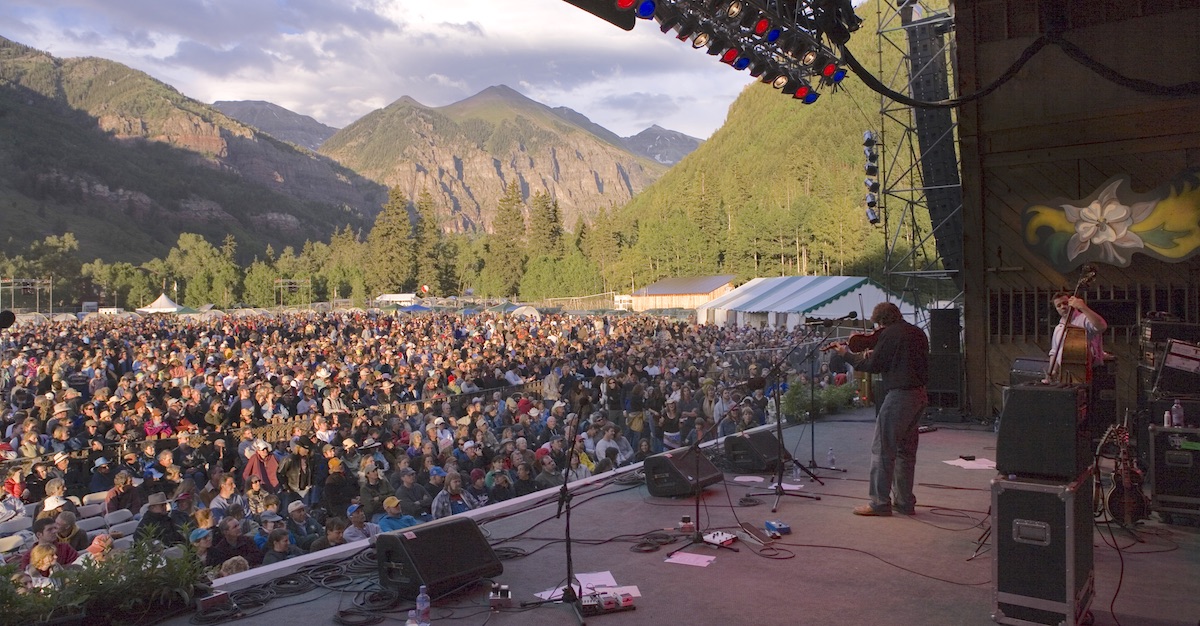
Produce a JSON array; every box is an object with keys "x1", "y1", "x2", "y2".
[
  {"x1": 278, "y1": 437, "x2": 316, "y2": 511},
  {"x1": 134, "y1": 491, "x2": 185, "y2": 546}
]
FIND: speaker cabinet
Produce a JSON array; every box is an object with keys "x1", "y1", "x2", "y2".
[
  {"x1": 996, "y1": 384, "x2": 1090, "y2": 482},
  {"x1": 1148, "y1": 425, "x2": 1200, "y2": 517},
  {"x1": 926, "y1": 353, "x2": 961, "y2": 410},
  {"x1": 644, "y1": 446, "x2": 723, "y2": 497},
  {"x1": 992, "y1": 471, "x2": 1094, "y2": 626},
  {"x1": 929, "y1": 308, "x2": 961, "y2": 354},
  {"x1": 376, "y1": 517, "x2": 503, "y2": 600},
  {"x1": 724, "y1": 431, "x2": 791, "y2": 472}
]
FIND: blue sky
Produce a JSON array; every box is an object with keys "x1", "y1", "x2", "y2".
[{"x1": 0, "y1": 0, "x2": 763, "y2": 138}]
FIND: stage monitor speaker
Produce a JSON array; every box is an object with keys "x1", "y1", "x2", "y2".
[
  {"x1": 929, "y1": 308, "x2": 961, "y2": 354},
  {"x1": 996, "y1": 384, "x2": 1090, "y2": 482},
  {"x1": 724, "y1": 430, "x2": 791, "y2": 472},
  {"x1": 644, "y1": 446, "x2": 724, "y2": 497},
  {"x1": 376, "y1": 517, "x2": 503, "y2": 600}
]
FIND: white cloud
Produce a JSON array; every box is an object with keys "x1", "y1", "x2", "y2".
[{"x1": 0, "y1": 0, "x2": 755, "y2": 138}]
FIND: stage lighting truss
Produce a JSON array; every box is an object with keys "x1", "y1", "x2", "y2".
[{"x1": 605, "y1": 0, "x2": 861, "y2": 107}]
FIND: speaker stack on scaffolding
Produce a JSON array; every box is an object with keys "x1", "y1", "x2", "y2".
[{"x1": 992, "y1": 384, "x2": 1094, "y2": 626}]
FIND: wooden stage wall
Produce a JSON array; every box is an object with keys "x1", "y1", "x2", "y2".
[{"x1": 955, "y1": 1, "x2": 1200, "y2": 417}]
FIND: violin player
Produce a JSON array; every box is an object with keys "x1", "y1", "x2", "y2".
[{"x1": 833, "y1": 302, "x2": 929, "y2": 517}]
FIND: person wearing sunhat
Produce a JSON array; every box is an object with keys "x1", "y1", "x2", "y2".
[
  {"x1": 135, "y1": 491, "x2": 185, "y2": 546},
  {"x1": 252, "y1": 510, "x2": 291, "y2": 550},
  {"x1": 88, "y1": 456, "x2": 115, "y2": 493}
]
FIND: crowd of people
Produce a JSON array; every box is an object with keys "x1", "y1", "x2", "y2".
[{"x1": 0, "y1": 309, "x2": 835, "y2": 587}]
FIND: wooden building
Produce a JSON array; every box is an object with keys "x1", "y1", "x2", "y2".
[
  {"x1": 956, "y1": 1, "x2": 1200, "y2": 418},
  {"x1": 630, "y1": 275, "x2": 735, "y2": 312}
]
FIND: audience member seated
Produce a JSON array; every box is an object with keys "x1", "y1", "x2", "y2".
[{"x1": 342, "y1": 504, "x2": 380, "y2": 542}]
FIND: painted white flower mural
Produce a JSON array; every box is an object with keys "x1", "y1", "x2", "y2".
[
  {"x1": 1024, "y1": 172, "x2": 1200, "y2": 272},
  {"x1": 1062, "y1": 179, "x2": 1155, "y2": 264}
]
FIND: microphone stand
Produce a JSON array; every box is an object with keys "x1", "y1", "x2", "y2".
[
  {"x1": 520, "y1": 415, "x2": 584, "y2": 624},
  {"x1": 668, "y1": 409, "x2": 739, "y2": 557},
  {"x1": 748, "y1": 322, "x2": 846, "y2": 512}
]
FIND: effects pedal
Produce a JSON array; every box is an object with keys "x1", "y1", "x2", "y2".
[
  {"x1": 738, "y1": 521, "x2": 775, "y2": 545},
  {"x1": 764, "y1": 520, "x2": 791, "y2": 535},
  {"x1": 489, "y1": 583, "x2": 513, "y2": 609},
  {"x1": 581, "y1": 590, "x2": 636, "y2": 616},
  {"x1": 703, "y1": 531, "x2": 736, "y2": 547}
]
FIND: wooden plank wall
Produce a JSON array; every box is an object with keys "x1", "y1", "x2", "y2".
[{"x1": 956, "y1": 1, "x2": 1200, "y2": 417}]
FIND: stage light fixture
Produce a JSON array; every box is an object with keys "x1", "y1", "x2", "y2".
[
  {"x1": 865, "y1": 162, "x2": 879, "y2": 176},
  {"x1": 863, "y1": 130, "x2": 877, "y2": 147},
  {"x1": 654, "y1": 5, "x2": 683, "y2": 33},
  {"x1": 864, "y1": 178, "x2": 880, "y2": 193},
  {"x1": 866, "y1": 193, "x2": 878, "y2": 208},
  {"x1": 760, "y1": 68, "x2": 784, "y2": 85},
  {"x1": 718, "y1": 1, "x2": 744, "y2": 19},
  {"x1": 866, "y1": 207, "x2": 880, "y2": 225},
  {"x1": 692, "y1": 31, "x2": 713, "y2": 49},
  {"x1": 705, "y1": 36, "x2": 732, "y2": 56},
  {"x1": 864, "y1": 145, "x2": 878, "y2": 163},
  {"x1": 674, "y1": 16, "x2": 700, "y2": 40},
  {"x1": 615, "y1": 0, "x2": 656, "y2": 19}
]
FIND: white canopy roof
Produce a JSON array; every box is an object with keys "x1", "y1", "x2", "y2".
[{"x1": 136, "y1": 293, "x2": 183, "y2": 314}]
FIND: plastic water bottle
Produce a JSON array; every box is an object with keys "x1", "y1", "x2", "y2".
[
  {"x1": 1165, "y1": 410, "x2": 1173, "y2": 427},
  {"x1": 416, "y1": 585, "x2": 431, "y2": 624},
  {"x1": 405, "y1": 610, "x2": 419, "y2": 626},
  {"x1": 1171, "y1": 399, "x2": 1186, "y2": 427},
  {"x1": 791, "y1": 461, "x2": 800, "y2": 480},
  {"x1": 827, "y1": 447, "x2": 836, "y2": 468}
]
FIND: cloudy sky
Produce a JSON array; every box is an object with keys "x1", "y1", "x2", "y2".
[{"x1": 0, "y1": 0, "x2": 762, "y2": 139}]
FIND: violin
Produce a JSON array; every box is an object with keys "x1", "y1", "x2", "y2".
[{"x1": 820, "y1": 328, "x2": 882, "y2": 353}]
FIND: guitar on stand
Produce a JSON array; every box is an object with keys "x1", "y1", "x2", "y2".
[{"x1": 1103, "y1": 412, "x2": 1150, "y2": 532}]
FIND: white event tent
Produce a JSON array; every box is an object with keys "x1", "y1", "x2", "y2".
[{"x1": 695, "y1": 276, "x2": 922, "y2": 330}]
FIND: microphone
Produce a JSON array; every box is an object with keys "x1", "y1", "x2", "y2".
[{"x1": 804, "y1": 311, "x2": 858, "y2": 327}]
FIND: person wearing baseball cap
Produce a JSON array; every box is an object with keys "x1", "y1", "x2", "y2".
[
  {"x1": 286, "y1": 500, "x2": 322, "y2": 551},
  {"x1": 343, "y1": 503, "x2": 380, "y2": 542},
  {"x1": 377, "y1": 495, "x2": 420, "y2": 532},
  {"x1": 322, "y1": 458, "x2": 357, "y2": 518}
]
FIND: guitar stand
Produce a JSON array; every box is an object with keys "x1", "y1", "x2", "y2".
[{"x1": 968, "y1": 506, "x2": 992, "y2": 561}]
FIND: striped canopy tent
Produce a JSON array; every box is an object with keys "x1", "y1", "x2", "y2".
[{"x1": 695, "y1": 276, "x2": 921, "y2": 330}]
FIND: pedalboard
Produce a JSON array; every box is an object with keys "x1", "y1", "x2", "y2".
[{"x1": 581, "y1": 590, "x2": 636, "y2": 616}]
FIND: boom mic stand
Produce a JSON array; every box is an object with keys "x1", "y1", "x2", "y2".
[
  {"x1": 748, "y1": 324, "x2": 840, "y2": 512},
  {"x1": 668, "y1": 410, "x2": 739, "y2": 557},
  {"x1": 808, "y1": 325, "x2": 850, "y2": 475},
  {"x1": 520, "y1": 414, "x2": 584, "y2": 624}
]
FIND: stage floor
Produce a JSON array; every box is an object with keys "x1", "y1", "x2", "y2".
[{"x1": 175, "y1": 407, "x2": 1200, "y2": 626}]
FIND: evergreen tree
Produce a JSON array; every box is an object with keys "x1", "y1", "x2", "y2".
[
  {"x1": 480, "y1": 181, "x2": 526, "y2": 297},
  {"x1": 412, "y1": 189, "x2": 442, "y2": 295},
  {"x1": 527, "y1": 192, "x2": 565, "y2": 259},
  {"x1": 366, "y1": 187, "x2": 415, "y2": 296}
]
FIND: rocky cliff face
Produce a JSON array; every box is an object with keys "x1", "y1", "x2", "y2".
[
  {"x1": 319, "y1": 86, "x2": 666, "y2": 232},
  {"x1": 213, "y1": 100, "x2": 338, "y2": 151},
  {"x1": 0, "y1": 36, "x2": 384, "y2": 262}
]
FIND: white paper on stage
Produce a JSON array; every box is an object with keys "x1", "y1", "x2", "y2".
[
  {"x1": 733, "y1": 475, "x2": 764, "y2": 483},
  {"x1": 534, "y1": 571, "x2": 619, "y2": 600},
  {"x1": 665, "y1": 552, "x2": 716, "y2": 567},
  {"x1": 943, "y1": 457, "x2": 996, "y2": 470}
]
